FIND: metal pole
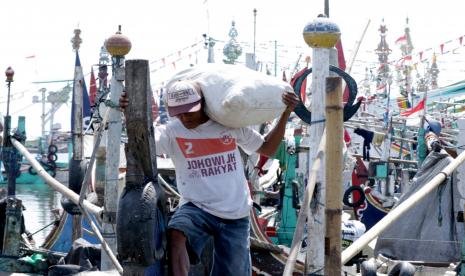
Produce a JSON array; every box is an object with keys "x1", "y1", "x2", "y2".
[
  {"x1": 324, "y1": 0, "x2": 329, "y2": 17},
  {"x1": 253, "y1": 8, "x2": 257, "y2": 61},
  {"x1": 207, "y1": 37, "x2": 215, "y2": 63},
  {"x1": 41, "y1": 88, "x2": 46, "y2": 138},
  {"x1": 6, "y1": 82, "x2": 11, "y2": 117},
  {"x1": 274, "y1": 40, "x2": 277, "y2": 77},
  {"x1": 5, "y1": 80, "x2": 15, "y2": 197}
]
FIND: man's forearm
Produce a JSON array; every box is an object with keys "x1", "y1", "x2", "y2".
[{"x1": 257, "y1": 109, "x2": 292, "y2": 157}]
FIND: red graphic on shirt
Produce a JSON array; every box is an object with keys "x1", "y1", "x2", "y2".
[{"x1": 176, "y1": 137, "x2": 237, "y2": 158}]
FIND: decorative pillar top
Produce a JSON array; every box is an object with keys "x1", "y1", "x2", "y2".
[{"x1": 303, "y1": 16, "x2": 340, "y2": 48}]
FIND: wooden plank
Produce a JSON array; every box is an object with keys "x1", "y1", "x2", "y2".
[{"x1": 324, "y1": 77, "x2": 343, "y2": 275}]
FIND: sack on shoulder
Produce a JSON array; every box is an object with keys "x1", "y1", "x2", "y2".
[{"x1": 166, "y1": 64, "x2": 293, "y2": 128}]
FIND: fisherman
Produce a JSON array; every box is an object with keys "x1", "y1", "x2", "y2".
[{"x1": 120, "y1": 80, "x2": 299, "y2": 276}]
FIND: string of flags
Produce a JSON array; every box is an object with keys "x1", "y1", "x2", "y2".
[
  {"x1": 371, "y1": 34, "x2": 465, "y2": 71},
  {"x1": 149, "y1": 41, "x2": 204, "y2": 73}
]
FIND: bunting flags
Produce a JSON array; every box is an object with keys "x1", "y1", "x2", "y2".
[
  {"x1": 363, "y1": 34, "x2": 465, "y2": 73},
  {"x1": 71, "y1": 51, "x2": 92, "y2": 132},
  {"x1": 89, "y1": 67, "x2": 97, "y2": 107}
]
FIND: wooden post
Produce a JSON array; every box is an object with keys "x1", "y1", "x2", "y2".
[
  {"x1": 101, "y1": 63, "x2": 124, "y2": 270},
  {"x1": 324, "y1": 77, "x2": 343, "y2": 275},
  {"x1": 117, "y1": 59, "x2": 166, "y2": 275},
  {"x1": 101, "y1": 27, "x2": 131, "y2": 271},
  {"x1": 305, "y1": 46, "x2": 329, "y2": 274},
  {"x1": 303, "y1": 16, "x2": 340, "y2": 274}
]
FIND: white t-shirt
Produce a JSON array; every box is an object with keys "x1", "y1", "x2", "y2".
[{"x1": 155, "y1": 119, "x2": 264, "y2": 219}]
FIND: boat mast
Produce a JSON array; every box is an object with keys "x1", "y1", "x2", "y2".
[
  {"x1": 94, "y1": 43, "x2": 110, "y2": 206},
  {"x1": 397, "y1": 17, "x2": 414, "y2": 98},
  {"x1": 102, "y1": 26, "x2": 131, "y2": 271},
  {"x1": 429, "y1": 53, "x2": 440, "y2": 89},
  {"x1": 374, "y1": 19, "x2": 392, "y2": 98},
  {"x1": 71, "y1": 29, "x2": 84, "y2": 161}
]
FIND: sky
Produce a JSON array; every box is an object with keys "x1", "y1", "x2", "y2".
[{"x1": 1, "y1": 0, "x2": 465, "y2": 139}]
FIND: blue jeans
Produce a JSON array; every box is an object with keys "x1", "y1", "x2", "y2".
[{"x1": 168, "y1": 202, "x2": 251, "y2": 276}]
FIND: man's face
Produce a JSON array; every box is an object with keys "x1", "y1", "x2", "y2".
[{"x1": 175, "y1": 109, "x2": 205, "y2": 129}]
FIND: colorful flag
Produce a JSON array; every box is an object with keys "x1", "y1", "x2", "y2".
[
  {"x1": 71, "y1": 51, "x2": 92, "y2": 132},
  {"x1": 89, "y1": 67, "x2": 97, "y2": 106},
  {"x1": 290, "y1": 67, "x2": 308, "y2": 103},
  {"x1": 397, "y1": 96, "x2": 411, "y2": 109},
  {"x1": 376, "y1": 83, "x2": 386, "y2": 93},
  {"x1": 401, "y1": 98, "x2": 426, "y2": 127},
  {"x1": 336, "y1": 40, "x2": 351, "y2": 103},
  {"x1": 395, "y1": 35, "x2": 407, "y2": 45},
  {"x1": 400, "y1": 98, "x2": 425, "y2": 117}
]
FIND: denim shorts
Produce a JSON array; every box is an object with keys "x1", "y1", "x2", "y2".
[{"x1": 168, "y1": 202, "x2": 251, "y2": 276}]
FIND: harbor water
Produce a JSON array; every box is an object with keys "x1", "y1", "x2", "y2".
[
  {"x1": 14, "y1": 184, "x2": 61, "y2": 246},
  {"x1": 1, "y1": 152, "x2": 69, "y2": 247}
]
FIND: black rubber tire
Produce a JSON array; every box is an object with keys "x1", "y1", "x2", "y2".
[
  {"x1": 292, "y1": 65, "x2": 359, "y2": 124},
  {"x1": 48, "y1": 144, "x2": 58, "y2": 154},
  {"x1": 28, "y1": 166, "x2": 37, "y2": 175},
  {"x1": 388, "y1": 261, "x2": 416, "y2": 276},
  {"x1": 68, "y1": 159, "x2": 87, "y2": 194},
  {"x1": 117, "y1": 182, "x2": 166, "y2": 265},
  {"x1": 48, "y1": 153, "x2": 58, "y2": 162},
  {"x1": 61, "y1": 197, "x2": 81, "y2": 216},
  {"x1": 360, "y1": 260, "x2": 378, "y2": 276},
  {"x1": 47, "y1": 160, "x2": 57, "y2": 170},
  {"x1": 343, "y1": 185, "x2": 366, "y2": 208}
]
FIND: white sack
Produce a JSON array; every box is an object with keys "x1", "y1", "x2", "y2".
[{"x1": 165, "y1": 63, "x2": 293, "y2": 128}]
